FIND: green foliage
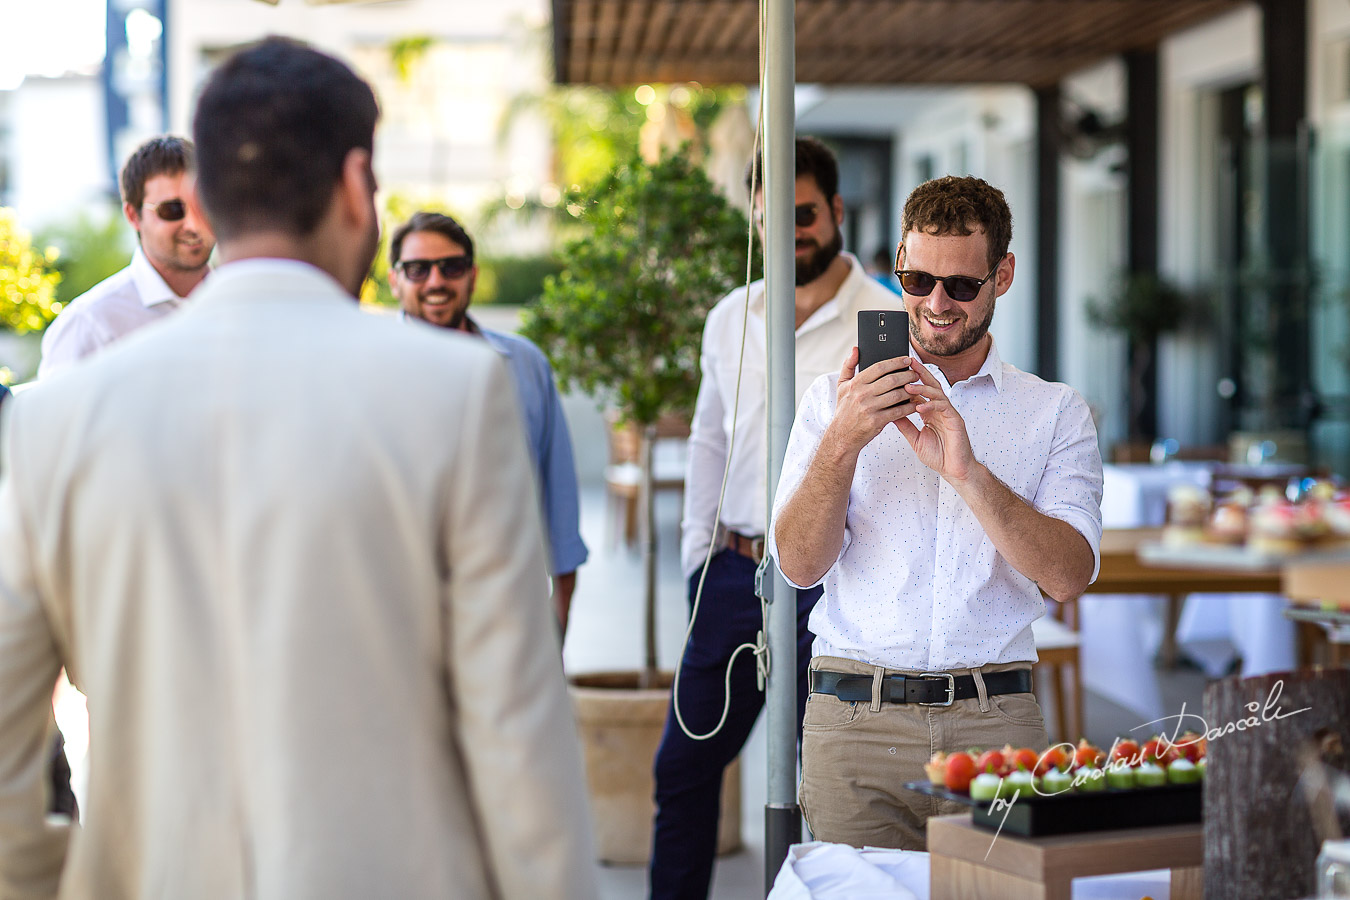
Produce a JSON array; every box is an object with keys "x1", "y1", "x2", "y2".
[
  {"x1": 475, "y1": 255, "x2": 563, "y2": 306},
  {"x1": 388, "y1": 35, "x2": 433, "y2": 83},
  {"x1": 36, "y1": 207, "x2": 131, "y2": 308},
  {"x1": 521, "y1": 150, "x2": 753, "y2": 426},
  {"x1": 1087, "y1": 272, "x2": 1198, "y2": 342},
  {"x1": 0, "y1": 209, "x2": 62, "y2": 334},
  {"x1": 498, "y1": 82, "x2": 747, "y2": 195}
]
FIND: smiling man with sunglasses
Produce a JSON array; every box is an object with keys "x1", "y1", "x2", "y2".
[
  {"x1": 39, "y1": 136, "x2": 215, "y2": 379},
  {"x1": 770, "y1": 175, "x2": 1104, "y2": 851},
  {"x1": 388, "y1": 211, "x2": 588, "y2": 636}
]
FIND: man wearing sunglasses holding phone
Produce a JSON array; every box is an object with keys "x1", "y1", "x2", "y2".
[
  {"x1": 39, "y1": 136, "x2": 215, "y2": 379},
  {"x1": 650, "y1": 137, "x2": 902, "y2": 900},
  {"x1": 388, "y1": 211, "x2": 588, "y2": 636},
  {"x1": 770, "y1": 175, "x2": 1103, "y2": 851}
]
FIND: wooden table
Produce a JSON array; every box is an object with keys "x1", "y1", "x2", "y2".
[
  {"x1": 1283, "y1": 558, "x2": 1350, "y2": 666},
  {"x1": 1067, "y1": 527, "x2": 1284, "y2": 667},
  {"x1": 927, "y1": 814, "x2": 1203, "y2": 900},
  {"x1": 1284, "y1": 558, "x2": 1350, "y2": 607},
  {"x1": 1089, "y1": 528, "x2": 1283, "y2": 594}
]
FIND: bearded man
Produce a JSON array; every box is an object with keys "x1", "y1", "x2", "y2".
[
  {"x1": 649, "y1": 136, "x2": 903, "y2": 900},
  {"x1": 770, "y1": 175, "x2": 1103, "y2": 851},
  {"x1": 387, "y1": 211, "x2": 587, "y2": 635}
]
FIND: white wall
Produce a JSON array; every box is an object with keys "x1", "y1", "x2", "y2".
[
  {"x1": 5, "y1": 73, "x2": 109, "y2": 229},
  {"x1": 167, "y1": 0, "x2": 555, "y2": 250}
]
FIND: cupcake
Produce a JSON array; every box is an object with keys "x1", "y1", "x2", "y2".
[
  {"x1": 1204, "y1": 498, "x2": 1249, "y2": 546},
  {"x1": 1248, "y1": 499, "x2": 1306, "y2": 556},
  {"x1": 1163, "y1": 484, "x2": 1212, "y2": 547},
  {"x1": 1322, "y1": 493, "x2": 1350, "y2": 549}
]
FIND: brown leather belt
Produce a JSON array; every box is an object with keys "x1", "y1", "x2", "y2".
[{"x1": 724, "y1": 530, "x2": 765, "y2": 563}]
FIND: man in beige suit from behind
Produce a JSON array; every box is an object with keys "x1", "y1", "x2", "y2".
[{"x1": 0, "y1": 37, "x2": 596, "y2": 899}]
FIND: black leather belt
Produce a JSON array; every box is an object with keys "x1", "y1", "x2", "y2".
[{"x1": 808, "y1": 668, "x2": 1033, "y2": 706}]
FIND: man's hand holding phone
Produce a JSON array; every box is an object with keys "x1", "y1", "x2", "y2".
[
  {"x1": 826, "y1": 352, "x2": 919, "y2": 458},
  {"x1": 892, "y1": 361, "x2": 978, "y2": 484}
]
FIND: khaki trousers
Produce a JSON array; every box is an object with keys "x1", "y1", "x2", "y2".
[{"x1": 799, "y1": 655, "x2": 1048, "y2": 851}]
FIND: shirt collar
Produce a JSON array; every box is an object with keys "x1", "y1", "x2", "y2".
[
  {"x1": 199, "y1": 258, "x2": 351, "y2": 303},
  {"x1": 397, "y1": 311, "x2": 512, "y2": 357},
  {"x1": 972, "y1": 335, "x2": 1004, "y2": 391},
  {"x1": 747, "y1": 251, "x2": 865, "y2": 333},
  {"x1": 128, "y1": 246, "x2": 184, "y2": 308},
  {"x1": 465, "y1": 316, "x2": 517, "y2": 359},
  {"x1": 926, "y1": 335, "x2": 1005, "y2": 393}
]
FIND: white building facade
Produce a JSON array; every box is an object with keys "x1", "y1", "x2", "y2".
[{"x1": 790, "y1": 1, "x2": 1350, "y2": 474}]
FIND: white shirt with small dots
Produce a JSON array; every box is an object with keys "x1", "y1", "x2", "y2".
[{"x1": 769, "y1": 337, "x2": 1104, "y2": 671}]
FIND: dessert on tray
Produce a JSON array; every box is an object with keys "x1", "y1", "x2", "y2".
[
  {"x1": 1162, "y1": 484, "x2": 1211, "y2": 547},
  {"x1": 1159, "y1": 479, "x2": 1350, "y2": 557}
]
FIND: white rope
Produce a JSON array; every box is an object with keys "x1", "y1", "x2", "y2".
[{"x1": 672, "y1": 0, "x2": 774, "y2": 741}]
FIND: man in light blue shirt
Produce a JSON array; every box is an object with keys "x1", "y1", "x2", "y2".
[{"x1": 389, "y1": 212, "x2": 588, "y2": 633}]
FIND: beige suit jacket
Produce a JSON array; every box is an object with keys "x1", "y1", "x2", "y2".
[{"x1": 0, "y1": 260, "x2": 597, "y2": 899}]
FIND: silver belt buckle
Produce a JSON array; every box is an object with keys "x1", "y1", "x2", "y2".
[{"x1": 917, "y1": 672, "x2": 955, "y2": 706}]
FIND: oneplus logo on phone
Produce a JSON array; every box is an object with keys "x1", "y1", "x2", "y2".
[{"x1": 858, "y1": 309, "x2": 908, "y2": 372}]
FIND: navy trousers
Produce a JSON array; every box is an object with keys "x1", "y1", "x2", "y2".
[{"x1": 648, "y1": 548, "x2": 821, "y2": 900}]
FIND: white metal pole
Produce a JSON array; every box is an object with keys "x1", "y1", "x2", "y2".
[{"x1": 762, "y1": 0, "x2": 798, "y2": 889}]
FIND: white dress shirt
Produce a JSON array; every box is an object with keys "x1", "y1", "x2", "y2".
[
  {"x1": 768, "y1": 337, "x2": 1104, "y2": 671},
  {"x1": 680, "y1": 253, "x2": 904, "y2": 576},
  {"x1": 38, "y1": 247, "x2": 193, "y2": 378}
]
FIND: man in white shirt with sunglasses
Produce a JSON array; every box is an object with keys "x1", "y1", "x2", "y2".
[
  {"x1": 39, "y1": 136, "x2": 214, "y2": 379},
  {"x1": 771, "y1": 175, "x2": 1103, "y2": 851}
]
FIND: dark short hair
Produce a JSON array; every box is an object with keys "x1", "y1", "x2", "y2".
[
  {"x1": 388, "y1": 212, "x2": 475, "y2": 267},
  {"x1": 192, "y1": 36, "x2": 379, "y2": 241},
  {"x1": 901, "y1": 175, "x2": 1013, "y2": 267},
  {"x1": 121, "y1": 136, "x2": 193, "y2": 211},
  {"x1": 744, "y1": 136, "x2": 839, "y2": 202}
]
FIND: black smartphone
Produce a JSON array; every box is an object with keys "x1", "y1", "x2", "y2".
[{"x1": 857, "y1": 309, "x2": 909, "y2": 373}]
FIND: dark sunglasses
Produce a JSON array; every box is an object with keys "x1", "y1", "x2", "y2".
[
  {"x1": 755, "y1": 203, "x2": 820, "y2": 229},
  {"x1": 893, "y1": 257, "x2": 1001, "y2": 302},
  {"x1": 143, "y1": 199, "x2": 187, "y2": 222},
  {"x1": 395, "y1": 255, "x2": 474, "y2": 282}
]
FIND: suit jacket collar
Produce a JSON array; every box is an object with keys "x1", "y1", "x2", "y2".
[{"x1": 193, "y1": 258, "x2": 354, "y2": 306}]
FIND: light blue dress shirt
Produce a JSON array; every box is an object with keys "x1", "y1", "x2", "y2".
[
  {"x1": 399, "y1": 311, "x2": 588, "y2": 576},
  {"x1": 476, "y1": 323, "x2": 589, "y2": 576}
]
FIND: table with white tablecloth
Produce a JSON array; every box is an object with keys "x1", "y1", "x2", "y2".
[{"x1": 767, "y1": 841, "x2": 1177, "y2": 900}]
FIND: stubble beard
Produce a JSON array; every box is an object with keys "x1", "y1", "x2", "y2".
[
  {"x1": 910, "y1": 296, "x2": 996, "y2": 358},
  {"x1": 418, "y1": 291, "x2": 467, "y2": 330}
]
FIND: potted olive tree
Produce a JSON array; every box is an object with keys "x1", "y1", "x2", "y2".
[{"x1": 521, "y1": 148, "x2": 752, "y2": 863}]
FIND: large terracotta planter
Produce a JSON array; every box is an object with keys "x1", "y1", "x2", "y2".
[{"x1": 569, "y1": 670, "x2": 742, "y2": 865}]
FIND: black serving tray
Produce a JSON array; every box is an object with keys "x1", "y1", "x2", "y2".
[{"x1": 904, "y1": 780, "x2": 1202, "y2": 837}]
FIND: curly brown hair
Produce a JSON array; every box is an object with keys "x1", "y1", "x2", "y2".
[{"x1": 900, "y1": 176, "x2": 1012, "y2": 267}]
